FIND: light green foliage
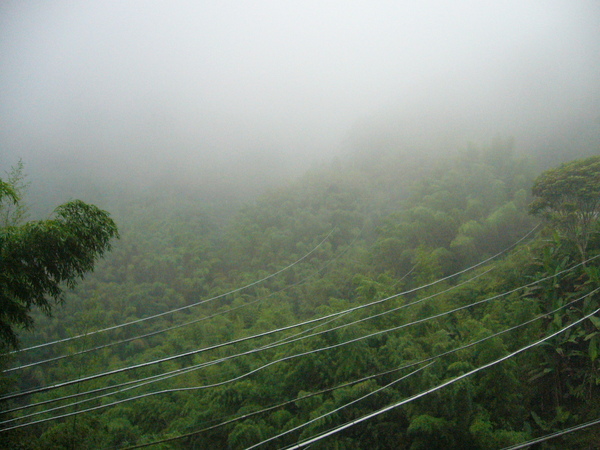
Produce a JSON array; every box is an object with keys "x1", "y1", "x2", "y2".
[{"x1": 0, "y1": 180, "x2": 18, "y2": 208}]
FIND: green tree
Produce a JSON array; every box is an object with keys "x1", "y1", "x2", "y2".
[
  {"x1": 0, "y1": 159, "x2": 29, "y2": 227},
  {"x1": 0, "y1": 172, "x2": 118, "y2": 349},
  {"x1": 530, "y1": 156, "x2": 600, "y2": 260}
]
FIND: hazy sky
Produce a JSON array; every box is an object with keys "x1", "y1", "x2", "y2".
[{"x1": 1, "y1": 1, "x2": 599, "y2": 189}]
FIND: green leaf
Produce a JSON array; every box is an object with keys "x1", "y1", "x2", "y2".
[
  {"x1": 589, "y1": 334, "x2": 599, "y2": 362},
  {"x1": 584, "y1": 331, "x2": 598, "y2": 341},
  {"x1": 588, "y1": 315, "x2": 600, "y2": 330},
  {"x1": 531, "y1": 411, "x2": 548, "y2": 431}
]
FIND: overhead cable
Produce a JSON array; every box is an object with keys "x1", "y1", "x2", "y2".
[
  {"x1": 8, "y1": 224, "x2": 367, "y2": 372},
  {"x1": 95, "y1": 286, "x2": 600, "y2": 449},
  {"x1": 245, "y1": 362, "x2": 435, "y2": 449},
  {"x1": 1, "y1": 225, "x2": 543, "y2": 402},
  {"x1": 6, "y1": 228, "x2": 336, "y2": 355},
  {"x1": 500, "y1": 417, "x2": 600, "y2": 450},
  {"x1": 5, "y1": 228, "x2": 351, "y2": 373},
  {"x1": 118, "y1": 361, "x2": 429, "y2": 450},
  {"x1": 6, "y1": 274, "x2": 597, "y2": 432},
  {"x1": 281, "y1": 306, "x2": 600, "y2": 449}
]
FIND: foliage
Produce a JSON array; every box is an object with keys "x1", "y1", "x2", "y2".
[
  {"x1": 530, "y1": 155, "x2": 600, "y2": 259},
  {"x1": 0, "y1": 168, "x2": 118, "y2": 349},
  {"x1": 3, "y1": 149, "x2": 600, "y2": 448},
  {"x1": 0, "y1": 160, "x2": 29, "y2": 227}
]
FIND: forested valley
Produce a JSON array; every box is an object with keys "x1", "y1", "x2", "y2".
[{"x1": 2, "y1": 143, "x2": 600, "y2": 449}]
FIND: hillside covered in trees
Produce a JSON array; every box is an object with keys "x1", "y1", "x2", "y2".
[{"x1": 1, "y1": 144, "x2": 600, "y2": 449}]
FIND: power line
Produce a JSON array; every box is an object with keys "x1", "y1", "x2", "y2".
[
  {"x1": 281, "y1": 306, "x2": 600, "y2": 449},
  {"x1": 500, "y1": 417, "x2": 600, "y2": 450},
  {"x1": 1, "y1": 274, "x2": 426, "y2": 421},
  {"x1": 2, "y1": 281, "x2": 390, "y2": 421},
  {"x1": 4, "y1": 226, "x2": 356, "y2": 372},
  {"x1": 245, "y1": 362, "x2": 435, "y2": 450},
  {"x1": 0, "y1": 257, "x2": 494, "y2": 402},
  {"x1": 6, "y1": 269, "x2": 597, "y2": 433},
  {"x1": 6, "y1": 228, "x2": 336, "y2": 356},
  {"x1": 3, "y1": 229, "x2": 572, "y2": 412},
  {"x1": 105, "y1": 286, "x2": 600, "y2": 449},
  {"x1": 1, "y1": 226, "x2": 541, "y2": 402},
  {"x1": 7, "y1": 223, "x2": 368, "y2": 372},
  {"x1": 4, "y1": 297, "x2": 265, "y2": 372},
  {"x1": 118, "y1": 362, "x2": 430, "y2": 450},
  {"x1": 0, "y1": 267, "x2": 497, "y2": 424},
  {"x1": 130, "y1": 275, "x2": 596, "y2": 392}
]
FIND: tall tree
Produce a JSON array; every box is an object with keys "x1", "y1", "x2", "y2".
[
  {"x1": 529, "y1": 156, "x2": 600, "y2": 260},
  {"x1": 0, "y1": 170, "x2": 118, "y2": 349}
]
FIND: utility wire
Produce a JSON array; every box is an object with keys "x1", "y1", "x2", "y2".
[
  {"x1": 121, "y1": 259, "x2": 592, "y2": 397},
  {"x1": 118, "y1": 361, "x2": 430, "y2": 450},
  {"x1": 6, "y1": 228, "x2": 336, "y2": 355},
  {"x1": 1, "y1": 235, "x2": 573, "y2": 423},
  {"x1": 500, "y1": 417, "x2": 600, "y2": 450},
  {"x1": 2, "y1": 266, "x2": 400, "y2": 421},
  {"x1": 1, "y1": 266, "x2": 429, "y2": 420},
  {"x1": 0, "y1": 267, "x2": 498, "y2": 423},
  {"x1": 4, "y1": 297, "x2": 266, "y2": 372},
  {"x1": 282, "y1": 305, "x2": 600, "y2": 449},
  {"x1": 1, "y1": 287, "x2": 367, "y2": 418},
  {"x1": 105, "y1": 286, "x2": 600, "y2": 449},
  {"x1": 6, "y1": 269, "x2": 597, "y2": 433},
  {"x1": 245, "y1": 363, "x2": 435, "y2": 450},
  {"x1": 117, "y1": 272, "x2": 596, "y2": 393},
  {"x1": 1, "y1": 225, "x2": 541, "y2": 402},
  {"x1": 0, "y1": 260, "x2": 493, "y2": 403},
  {"x1": 5, "y1": 224, "x2": 359, "y2": 373},
  {"x1": 6, "y1": 352, "x2": 421, "y2": 435},
  {"x1": 8, "y1": 223, "x2": 367, "y2": 372}
]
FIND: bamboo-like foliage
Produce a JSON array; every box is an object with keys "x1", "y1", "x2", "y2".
[{"x1": 530, "y1": 156, "x2": 600, "y2": 260}]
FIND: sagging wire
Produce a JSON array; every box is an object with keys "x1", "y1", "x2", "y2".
[
  {"x1": 5, "y1": 228, "x2": 336, "y2": 356},
  {"x1": 6, "y1": 224, "x2": 362, "y2": 373},
  {"x1": 5, "y1": 270, "x2": 597, "y2": 434},
  {"x1": 1, "y1": 225, "x2": 542, "y2": 403},
  {"x1": 282, "y1": 305, "x2": 600, "y2": 449},
  {"x1": 104, "y1": 286, "x2": 600, "y2": 449}
]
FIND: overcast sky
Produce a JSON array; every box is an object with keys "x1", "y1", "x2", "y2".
[{"x1": 1, "y1": 1, "x2": 599, "y2": 190}]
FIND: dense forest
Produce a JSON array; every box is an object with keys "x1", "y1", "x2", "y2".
[{"x1": 1, "y1": 142, "x2": 600, "y2": 449}]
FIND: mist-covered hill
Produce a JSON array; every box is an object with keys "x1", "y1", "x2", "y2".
[
  {"x1": 2, "y1": 142, "x2": 599, "y2": 449},
  {"x1": 2, "y1": 2, "x2": 600, "y2": 447}
]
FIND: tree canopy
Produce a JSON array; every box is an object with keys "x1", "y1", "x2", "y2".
[
  {"x1": 530, "y1": 155, "x2": 600, "y2": 259},
  {"x1": 0, "y1": 173, "x2": 118, "y2": 349},
  {"x1": 3, "y1": 149, "x2": 600, "y2": 449}
]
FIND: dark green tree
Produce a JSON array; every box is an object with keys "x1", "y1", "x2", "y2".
[
  {"x1": 0, "y1": 172, "x2": 118, "y2": 349},
  {"x1": 530, "y1": 156, "x2": 600, "y2": 260}
]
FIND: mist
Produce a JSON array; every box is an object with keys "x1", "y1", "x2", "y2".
[{"x1": 1, "y1": 1, "x2": 599, "y2": 198}]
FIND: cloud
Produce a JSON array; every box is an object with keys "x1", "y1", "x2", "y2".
[{"x1": 1, "y1": 1, "x2": 599, "y2": 189}]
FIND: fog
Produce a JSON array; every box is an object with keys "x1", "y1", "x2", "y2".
[{"x1": 1, "y1": 1, "x2": 599, "y2": 197}]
